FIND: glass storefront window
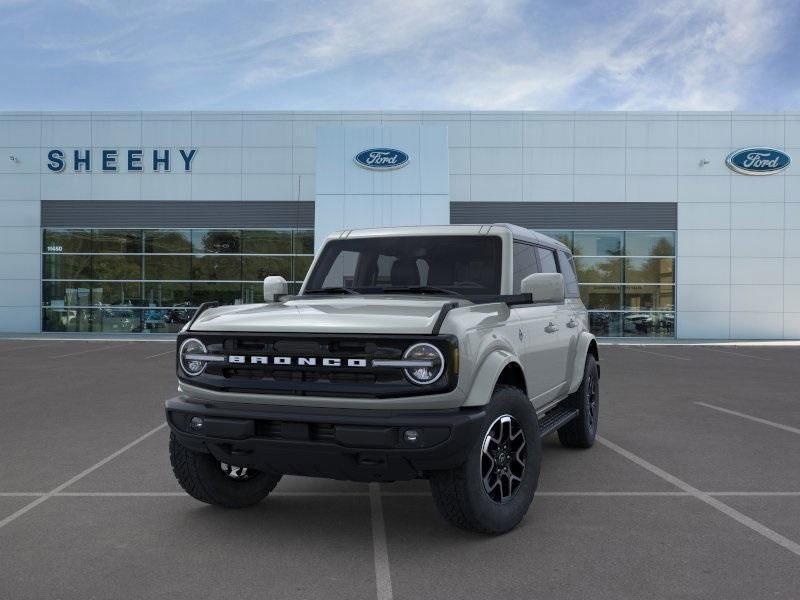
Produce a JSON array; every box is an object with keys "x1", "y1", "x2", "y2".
[
  {"x1": 574, "y1": 257, "x2": 622, "y2": 284},
  {"x1": 537, "y1": 228, "x2": 676, "y2": 338},
  {"x1": 580, "y1": 285, "x2": 622, "y2": 311},
  {"x1": 622, "y1": 312, "x2": 675, "y2": 337},
  {"x1": 191, "y1": 282, "x2": 244, "y2": 305},
  {"x1": 573, "y1": 231, "x2": 623, "y2": 256},
  {"x1": 43, "y1": 229, "x2": 92, "y2": 253},
  {"x1": 143, "y1": 255, "x2": 192, "y2": 280},
  {"x1": 192, "y1": 229, "x2": 241, "y2": 253},
  {"x1": 42, "y1": 227, "x2": 314, "y2": 333},
  {"x1": 191, "y1": 255, "x2": 243, "y2": 280},
  {"x1": 43, "y1": 254, "x2": 92, "y2": 280},
  {"x1": 93, "y1": 230, "x2": 142, "y2": 253},
  {"x1": 625, "y1": 231, "x2": 675, "y2": 257},
  {"x1": 294, "y1": 229, "x2": 314, "y2": 254},
  {"x1": 624, "y1": 285, "x2": 675, "y2": 311},
  {"x1": 624, "y1": 258, "x2": 674, "y2": 284},
  {"x1": 143, "y1": 282, "x2": 192, "y2": 307},
  {"x1": 293, "y1": 255, "x2": 314, "y2": 282},
  {"x1": 242, "y1": 256, "x2": 292, "y2": 281},
  {"x1": 92, "y1": 255, "x2": 143, "y2": 280},
  {"x1": 242, "y1": 230, "x2": 292, "y2": 254},
  {"x1": 589, "y1": 312, "x2": 622, "y2": 337},
  {"x1": 144, "y1": 230, "x2": 192, "y2": 253},
  {"x1": 41, "y1": 227, "x2": 672, "y2": 338}
]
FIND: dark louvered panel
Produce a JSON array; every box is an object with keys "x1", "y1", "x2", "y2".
[
  {"x1": 450, "y1": 201, "x2": 677, "y2": 230},
  {"x1": 41, "y1": 200, "x2": 314, "y2": 228}
]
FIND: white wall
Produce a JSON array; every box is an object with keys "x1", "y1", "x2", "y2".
[
  {"x1": 1, "y1": 110, "x2": 799, "y2": 338},
  {"x1": 0, "y1": 114, "x2": 41, "y2": 332},
  {"x1": 314, "y1": 123, "x2": 449, "y2": 249}
]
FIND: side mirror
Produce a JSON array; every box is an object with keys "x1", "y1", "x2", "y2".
[
  {"x1": 263, "y1": 275, "x2": 288, "y2": 303},
  {"x1": 520, "y1": 273, "x2": 565, "y2": 304}
]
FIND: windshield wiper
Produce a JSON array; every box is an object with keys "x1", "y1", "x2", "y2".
[
  {"x1": 378, "y1": 286, "x2": 462, "y2": 297},
  {"x1": 303, "y1": 287, "x2": 360, "y2": 295}
]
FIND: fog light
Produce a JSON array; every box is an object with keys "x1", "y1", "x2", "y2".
[
  {"x1": 403, "y1": 429, "x2": 420, "y2": 444},
  {"x1": 189, "y1": 416, "x2": 204, "y2": 431}
]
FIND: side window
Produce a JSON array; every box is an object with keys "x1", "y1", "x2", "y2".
[
  {"x1": 535, "y1": 246, "x2": 558, "y2": 273},
  {"x1": 513, "y1": 242, "x2": 538, "y2": 293},
  {"x1": 558, "y1": 250, "x2": 580, "y2": 298}
]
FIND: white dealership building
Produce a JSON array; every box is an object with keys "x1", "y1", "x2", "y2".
[{"x1": 0, "y1": 110, "x2": 798, "y2": 339}]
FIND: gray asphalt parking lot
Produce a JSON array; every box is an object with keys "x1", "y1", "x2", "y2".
[{"x1": 1, "y1": 339, "x2": 799, "y2": 599}]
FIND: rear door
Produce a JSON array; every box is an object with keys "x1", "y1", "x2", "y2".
[
  {"x1": 557, "y1": 249, "x2": 583, "y2": 372},
  {"x1": 533, "y1": 245, "x2": 572, "y2": 399},
  {"x1": 512, "y1": 242, "x2": 565, "y2": 406}
]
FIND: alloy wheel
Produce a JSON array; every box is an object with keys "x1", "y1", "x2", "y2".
[
  {"x1": 480, "y1": 414, "x2": 527, "y2": 503},
  {"x1": 220, "y1": 462, "x2": 252, "y2": 480}
]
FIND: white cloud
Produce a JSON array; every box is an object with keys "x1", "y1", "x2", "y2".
[
  {"x1": 427, "y1": 0, "x2": 786, "y2": 110},
  {"x1": 2, "y1": 0, "x2": 794, "y2": 109}
]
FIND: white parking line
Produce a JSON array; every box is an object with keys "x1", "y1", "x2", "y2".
[
  {"x1": 695, "y1": 347, "x2": 771, "y2": 361},
  {"x1": 0, "y1": 342, "x2": 65, "y2": 354},
  {"x1": 369, "y1": 483, "x2": 393, "y2": 600},
  {"x1": 144, "y1": 349, "x2": 175, "y2": 359},
  {"x1": 598, "y1": 436, "x2": 800, "y2": 558},
  {"x1": 50, "y1": 343, "x2": 132, "y2": 358},
  {"x1": 696, "y1": 402, "x2": 800, "y2": 436},
  {"x1": 3, "y1": 490, "x2": 800, "y2": 498},
  {"x1": 622, "y1": 346, "x2": 691, "y2": 361},
  {"x1": 0, "y1": 423, "x2": 166, "y2": 531}
]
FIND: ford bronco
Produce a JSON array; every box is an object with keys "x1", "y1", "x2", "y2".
[{"x1": 166, "y1": 224, "x2": 599, "y2": 533}]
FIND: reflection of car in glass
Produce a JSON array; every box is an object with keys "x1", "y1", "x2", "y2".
[
  {"x1": 166, "y1": 225, "x2": 600, "y2": 534},
  {"x1": 143, "y1": 309, "x2": 167, "y2": 331},
  {"x1": 164, "y1": 303, "x2": 195, "y2": 325}
]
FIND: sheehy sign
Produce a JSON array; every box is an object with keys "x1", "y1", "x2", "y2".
[{"x1": 46, "y1": 148, "x2": 197, "y2": 172}]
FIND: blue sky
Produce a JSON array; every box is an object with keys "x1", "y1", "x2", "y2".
[{"x1": 1, "y1": 0, "x2": 798, "y2": 111}]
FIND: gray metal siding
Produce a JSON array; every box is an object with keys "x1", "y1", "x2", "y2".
[
  {"x1": 41, "y1": 201, "x2": 315, "y2": 228},
  {"x1": 450, "y1": 202, "x2": 677, "y2": 230}
]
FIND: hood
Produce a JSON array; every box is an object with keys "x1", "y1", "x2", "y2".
[{"x1": 189, "y1": 296, "x2": 458, "y2": 335}]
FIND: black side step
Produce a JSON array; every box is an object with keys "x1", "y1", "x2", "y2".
[{"x1": 538, "y1": 405, "x2": 579, "y2": 437}]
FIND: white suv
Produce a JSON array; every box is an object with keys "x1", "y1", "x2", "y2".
[{"x1": 166, "y1": 224, "x2": 599, "y2": 533}]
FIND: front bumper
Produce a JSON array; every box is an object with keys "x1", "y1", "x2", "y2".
[{"x1": 166, "y1": 396, "x2": 487, "y2": 482}]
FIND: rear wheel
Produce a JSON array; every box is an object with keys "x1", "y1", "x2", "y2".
[
  {"x1": 169, "y1": 432, "x2": 281, "y2": 508},
  {"x1": 429, "y1": 385, "x2": 541, "y2": 534},
  {"x1": 557, "y1": 354, "x2": 599, "y2": 448}
]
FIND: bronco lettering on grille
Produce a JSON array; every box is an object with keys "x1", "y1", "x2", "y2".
[{"x1": 227, "y1": 355, "x2": 368, "y2": 367}]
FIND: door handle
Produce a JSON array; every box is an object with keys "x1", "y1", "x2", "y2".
[
  {"x1": 566, "y1": 318, "x2": 577, "y2": 328},
  {"x1": 545, "y1": 322, "x2": 559, "y2": 333}
]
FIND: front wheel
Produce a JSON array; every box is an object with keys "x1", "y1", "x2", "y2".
[
  {"x1": 429, "y1": 385, "x2": 541, "y2": 534},
  {"x1": 169, "y1": 432, "x2": 281, "y2": 508}
]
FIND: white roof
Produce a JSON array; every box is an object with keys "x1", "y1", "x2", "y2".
[{"x1": 332, "y1": 223, "x2": 570, "y2": 253}]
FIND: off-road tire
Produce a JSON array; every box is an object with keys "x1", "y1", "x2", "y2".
[
  {"x1": 169, "y1": 432, "x2": 281, "y2": 508},
  {"x1": 557, "y1": 354, "x2": 599, "y2": 448},
  {"x1": 429, "y1": 385, "x2": 541, "y2": 534}
]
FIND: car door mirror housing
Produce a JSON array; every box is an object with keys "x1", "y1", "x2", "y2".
[
  {"x1": 520, "y1": 273, "x2": 565, "y2": 304},
  {"x1": 263, "y1": 275, "x2": 288, "y2": 303}
]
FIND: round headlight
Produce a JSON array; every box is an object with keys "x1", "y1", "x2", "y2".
[
  {"x1": 403, "y1": 343, "x2": 445, "y2": 385},
  {"x1": 179, "y1": 338, "x2": 208, "y2": 377}
]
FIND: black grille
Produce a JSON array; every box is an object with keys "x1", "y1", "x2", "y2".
[{"x1": 179, "y1": 332, "x2": 458, "y2": 399}]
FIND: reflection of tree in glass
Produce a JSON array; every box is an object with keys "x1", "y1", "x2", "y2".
[
  {"x1": 202, "y1": 231, "x2": 240, "y2": 253},
  {"x1": 146, "y1": 230, "x2": 191, "y2": 253},
  {"x1": 626, "y1": 239, "x2": 674, "y2": 284},
  {"x1": 575, "y1": 258, "x2": 621, "y2": 283}
]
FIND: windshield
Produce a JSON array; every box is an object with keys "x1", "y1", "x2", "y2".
[{"x1": 303, "y1": 235, "x2": 502, "y2": 296}]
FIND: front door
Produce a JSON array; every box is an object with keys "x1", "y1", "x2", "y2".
[{"x1": 516, "y1": 303, "x2": 569, "y2": 407}]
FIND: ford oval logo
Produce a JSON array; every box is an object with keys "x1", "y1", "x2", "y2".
[
  {"x1": 726, "y1": 147, "x2": 790, "y2": 175},
  {"x1": 354, "y1": 148, "x2": 409, "y2": 170}
]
